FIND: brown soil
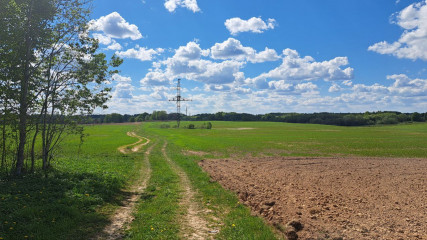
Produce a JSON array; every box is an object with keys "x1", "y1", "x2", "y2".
[
  {"x1": 163, "y1": 142, "x2": 218, "y2": 239},
  {"x1": 200, "y1": 157, "x2": 427, "y2": 240},
  {"x1": 117, "y1": 132, "x2": 150, "y2": 154},
  {"x1": 96, "y1": 135, "x2": 153, "y2": 240}
]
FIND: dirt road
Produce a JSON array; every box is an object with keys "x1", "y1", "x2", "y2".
[
  {"x1": 97, "y1": 134, "x2": 152, "y2": 240},
  {"x1": 117, "y1": 132, "x2": 150, "y2": 154},
  {"x1": 162, "y1": 142, "x2": 218, "y2": 239},
  {"x1": 200, "y1": 157, "x2": 427, "y2": 240}
]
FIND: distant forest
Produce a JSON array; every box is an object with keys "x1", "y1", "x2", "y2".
[{"x1": 86, "y1": 111, "x2": 426, "y2": 126}]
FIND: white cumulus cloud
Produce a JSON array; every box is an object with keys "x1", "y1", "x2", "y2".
[
  {"x1": 368, "y1": 0, "x2": 427, "y2": 60},
  {"x1": 141, "y1": 41, "x2": 246, "y2": 89},
  {"x1": 247, "y1": 48, "x2": 354, "y2": 89},
  {"x1": 141, "y1": 71, "x2": 172, "y2": 86},
  {"x1": 107, "y1": 42, "x2": 123, "y2": 51},
  {"x1": 116, "y1": 46, "x2": 164, "y2": 61},
  {"x1": 89, "y1": 12, "x2": 142, "y2": 40},
  {"x1": 164, "y1": 0, "x2": 200, "y2": 13},
  {"x1": 210, "y1": 38, "x2": 280, "y2": 63},
  {"x1": 225, "y1": 17, "x2": 276, "y2": 35}
]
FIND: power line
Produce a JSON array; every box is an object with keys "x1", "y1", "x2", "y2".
[{"x1": 169, "y1": 79, "x2": 191, "y2": 128}]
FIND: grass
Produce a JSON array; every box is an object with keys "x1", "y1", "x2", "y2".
[
  {"x1": 145, "y1": 121, "x2": 427, "y2": 158},
  {"x1": 1, "y1": 121, "x2": 426, "y2": 240},
  {"x1": 125, "y1": 140, "x2": 181, "y2": 239},
  {"x1": 0, "y1": 124, "x2": 145, "y2": 240}
]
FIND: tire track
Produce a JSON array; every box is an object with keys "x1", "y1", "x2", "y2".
[
  {"x1": 96, "y1": 134, "x2": 153, "y2": 240},
  {"x1": 117, "y1": 132, "x2": 150, "y2": 154},
  {"x1": 161, "y1": 142, "x2": 217, "y2": 239}
]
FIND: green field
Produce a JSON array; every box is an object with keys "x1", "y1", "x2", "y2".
[
  {"x1": 144, "y1": 121, "x2": 427, "y2": 158},
  {"x1": 1, "y1": 122, "x2": 426, "y2": 240}
]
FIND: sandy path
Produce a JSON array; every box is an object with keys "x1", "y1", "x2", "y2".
[
  {"x1": 162, "y1": 142, "x2": 217, "y2": 239},
  {"x1": 117, "y1": 132, "x2": 150, "y2": 154},
  {"x1": 96, "y1": 134, "x2": 153, "y2": 240}
]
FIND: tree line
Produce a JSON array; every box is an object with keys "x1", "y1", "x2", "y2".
[
  {"x1": 0, "y1": 0, "x2": 121, "y2": 176},
  {"x1": 86, "y1": 111, "x2": 426, "y2": 126}
]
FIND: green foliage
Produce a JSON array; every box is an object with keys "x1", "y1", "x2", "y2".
[
  {"x1": 0, "y1": 124, "x2": 145, "y2": 239},
  {"x1": 188, "y1": 124, "x2": 195, "y2": 129},
  {"x1": 411, "y1": 112, "x2": 425, "y2": 122},
  {"x1": 160, "y1": 123, "x2": 170, "y2": 129},
  {"x1": 0, "y1": 0, "x2": 122, "y2": 175},
  {"x1": 200, "y1": 122, "x2": 213, "y2": 129}
]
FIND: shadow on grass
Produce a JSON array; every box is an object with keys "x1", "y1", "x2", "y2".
[{"x1": 0, "y1": 169, "x2": 127, "y2": 240}]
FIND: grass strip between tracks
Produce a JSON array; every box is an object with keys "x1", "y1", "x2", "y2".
[{"x1": 125, "y1": 140, "x2": 181, "y2": 239}]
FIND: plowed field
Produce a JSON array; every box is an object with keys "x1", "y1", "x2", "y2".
[{"x1": 200, "y1": 157, "x2": 427, "y2": 240}]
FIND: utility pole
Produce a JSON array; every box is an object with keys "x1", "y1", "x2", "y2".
[{"x1": 169, "y1": 79, "x2": 191, "y2": 128}]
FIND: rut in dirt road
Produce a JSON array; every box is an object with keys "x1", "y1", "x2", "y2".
[
  {"x1": 162, "y1": 142, "x2": 217, "y2": 240},
  {"x1": 117, "y1": 132, "x2": 150, "y2": 154},
  {"x1": 96, "y1": 135, "x2": 154, "y2": 240}
]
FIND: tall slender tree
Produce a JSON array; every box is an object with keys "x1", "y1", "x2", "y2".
[{"x1": 0, "y1": 0, "x2": 122, "y2": 175}]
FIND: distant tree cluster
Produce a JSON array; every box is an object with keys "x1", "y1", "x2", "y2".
[
  {"x1": 85, "y1": 111, "x2": 426, "y2": 126},
  {"x1": 189, "y1": 111, "x2": 426, "y2": 126},
  {"x1": 83, "y1": 111, "x2": 175, "y2": 124}
]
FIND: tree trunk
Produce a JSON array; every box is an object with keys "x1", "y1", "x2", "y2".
[
  {"x1": 16, "y1": 72, "x2": 29, "y2": 175},
  {"x1": 30, "y1": 121, "x2": 39, "y2": 173},
  {"x1": 1, "y1": 111, "x2": 6, "y2": 172},
  {"x1": 16, "y1": 0, "x2": 35, "y2": 175}
]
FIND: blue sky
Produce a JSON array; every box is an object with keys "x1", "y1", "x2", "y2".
[{"x1": 89, "y1": 0, "x2": 427, "y2": 114}]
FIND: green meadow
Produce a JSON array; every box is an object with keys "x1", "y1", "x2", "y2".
[
  {"x1": 144, "y1": 121, "x2": 427, "y2": 158},
  {"x1": 1, "y1": 121, "x2": 426, "y2": 240}
]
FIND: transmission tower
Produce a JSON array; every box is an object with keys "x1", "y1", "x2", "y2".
[{"x1": 169, "y1": 79, "x2": 191, "y2": 128}]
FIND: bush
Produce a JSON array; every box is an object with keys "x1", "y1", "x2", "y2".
[
  {"x1": 160, "y1": 124, "x2": 170, "y2": 129},
  {"x1": 206, "y1": 122, "x2": 212, "y2": 129},
  {"x1": 188, "y1": 124, "x2": 195, "y2": 129}
]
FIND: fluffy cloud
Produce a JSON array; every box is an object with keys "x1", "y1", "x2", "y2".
[
  {"x1": 111, "y1": 74, "x2": 135, "y2": 99},
  {"x1": 89, "y1": 12, "x2": 142, "y2": 40},
  {"x1": 142, "y1": 41, "x2": 246, "y2": 86},
  {"x1": 225, "y1": 17, "x2": 276, "y2": 35},
  {"x1": 210, "y1": 38, "x2": 279, "y2": 63},
  {"x1": 368, "y1": 0, "x2": 427, "y2": 60},
  {"x1": 164, "y1": 0, "x2": 200, "y2": 13},
  {"x1": 104, "y1": 73, "x2": 427, "y2": 114},
  {"x1": 247, "y1": 48, "x2": 354, "y2": 88},
  {"x1": 387, "y1": 74, "x2": 427, "y2": 96},
  {"x1": 112, "y1": 74, "x2": 132, "y2": 83},
  {"x1": 116, "y1": 46, "x2": 164, "y2": 61},
  {"x1": 211, "y1": 38, "x2": 255, "y2": 60},
  {"x1": 93, "y1": 33, "x2": 112, "y2": 45},
  {"x1": 352, "y1": 74, "x2": 427, "y2": 98},
  {"x1": 175, "y1": 41, "x2": 209, "y2": 60},
  {"x1": 92, "y1": 33, "x2": 123, "y2": 51},
  {"x1": 329, "y1": 83, "x2": 342, "y2": 92},
  {"x1": 107, "y1": 42, "x2": 123, "y2": 51},
  {"x1": 140, "y1": 71, "x2": 172, "y2": 86},
  {"x1": 268, "y1": 80, "x2": 319, "y2": 95}
]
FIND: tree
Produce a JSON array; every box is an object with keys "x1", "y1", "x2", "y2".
[
  {"x1": 0, "y1": 0, "x2": 122, "y2": 175},
  {"x1": 411, "y1": 112, "x2": 424, "y2": 122}
]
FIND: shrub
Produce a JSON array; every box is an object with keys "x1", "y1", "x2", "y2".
[
  {"x1": 160, "y1": 124, "x2": 170, "y2": 129},
  {"x1": 206, "y1": 122, "x2": 212, "y2": 129},
  {"x1": 188, "y1": 124, "x2": 195, "y2": 129}
]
